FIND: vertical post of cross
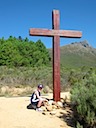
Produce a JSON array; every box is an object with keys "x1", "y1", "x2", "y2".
[{"x1": 52, "y1": 10, "x2": 60, "y2": 101}]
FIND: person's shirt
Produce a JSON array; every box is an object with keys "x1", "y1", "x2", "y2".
[{"x1": 31, "y1": 90, "x2": 41, "y2": 103}]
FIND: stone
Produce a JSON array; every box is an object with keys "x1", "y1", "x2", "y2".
[
  {"x1": 41, "y1": 106, "x2": 47, "y2": 111},
  {"x1": 52, "y1": 105, "x2": 58, "y2": 109},
  {"x1": 50, "y1": 110, "x2": 56, "y2": 115},
  {"x1": 57, "y1": 101, "x2": 63, "y2": 108},
  {"x1": 48, "y1": 100, "x2": 54, "y2": 105},
  {"x1": 46, "y1": 105, "x2": 53, "y2": 111}
]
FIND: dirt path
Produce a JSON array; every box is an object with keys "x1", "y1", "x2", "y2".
[{"x1": 0, "y1": 92, "x2": 73, "y2": 128}]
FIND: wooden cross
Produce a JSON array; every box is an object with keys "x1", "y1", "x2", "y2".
[{"x1": 29, "y1": 10, "x2": 82, "y2": 101}]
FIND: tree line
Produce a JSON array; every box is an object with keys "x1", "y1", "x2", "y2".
[{"x1": 0, "y1": 36, "x2": 51, "y2": 67}]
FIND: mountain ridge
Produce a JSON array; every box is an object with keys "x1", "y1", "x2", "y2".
[{"x1": 48, "y1": 40, "x2": 96, "y2": 69}]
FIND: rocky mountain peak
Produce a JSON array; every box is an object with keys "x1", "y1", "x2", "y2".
[{"x1": 71, "y1": 40, "x2": 91, "y2": 48}]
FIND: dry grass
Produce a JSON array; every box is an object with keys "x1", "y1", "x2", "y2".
[{"x1": 0, "y1": 85, "x2": 52, "y2": 97}]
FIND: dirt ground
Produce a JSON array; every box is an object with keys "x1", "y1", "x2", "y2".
[{"x1": 0, "y1": 92, "x2": 73, "y2": 128}]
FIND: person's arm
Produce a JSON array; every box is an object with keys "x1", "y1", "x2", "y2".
[{"x1": 35, "y1": 91, "x2": 48, "y2": 102}]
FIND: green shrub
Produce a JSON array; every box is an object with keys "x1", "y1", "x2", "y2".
[{"x1": 71, "y1": 68, "x2": 96, "y2": 128}]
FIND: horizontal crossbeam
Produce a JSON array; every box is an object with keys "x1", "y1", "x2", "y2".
[{"x1": 29, "y1": 28, "x2": 82, "y2": 38}]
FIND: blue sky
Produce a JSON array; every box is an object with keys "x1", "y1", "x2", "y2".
[{"x1": 0, "y1": 0, "x2": 96, "y2": 48}]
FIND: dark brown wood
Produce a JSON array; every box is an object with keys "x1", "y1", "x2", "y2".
[
  {"x1": 29, "y1": 10, "x2": 82, "y2": 102},
  {"x1": 52, "y1": 10, "x2": 60, "y2": 101}
]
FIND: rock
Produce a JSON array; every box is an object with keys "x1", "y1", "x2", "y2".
[
  {"x1": 60, "y1": 98, "x2": 64, "y2": 103},
  {"x1": 57, "y1": 101, "x2": 63, "y2": 108},
  {"x1": 42, "y1": 112, "x2": 49, "y2": 115},
  {"x1": 52, "y1": 101, "x2": 57, "y2": 105},
  {"x1": 50, "y1": 111, "x2": 56, "y2": 115},
  {"x1": 48, "y1": 100, "x2": 54, "y2": 105},
  {"x1": 52, "y1": 105, "x2": 57, "y2": 109},
  {"x1": 46, "y1": 105, "x2": 53, "y2": 111},
  {"x1": 41, "y1": 106, "x2": 47, "y2": 111},
  {"x1": 1, "y1": 86, "x2": 9, "y2": 94},
  {"x1": 53, "y1": 102, "x2": 60, "y2": 109}
]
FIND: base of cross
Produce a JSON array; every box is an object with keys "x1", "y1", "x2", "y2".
[{"x1": 53, "y1": 84, "x2": 61, "y2": 101}]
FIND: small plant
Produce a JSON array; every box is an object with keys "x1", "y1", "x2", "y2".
[{"x1": 76, "y1": 122, "x2": 83, "y2": 128}]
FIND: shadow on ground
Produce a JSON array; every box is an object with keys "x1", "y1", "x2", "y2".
[{"x1": 58, "y1": 106, "x2": 75, "y2": 127}]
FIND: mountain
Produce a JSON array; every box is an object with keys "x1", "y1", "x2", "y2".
[{"x1": 49, "y1": 40, "x2": 96, "y2": 69}]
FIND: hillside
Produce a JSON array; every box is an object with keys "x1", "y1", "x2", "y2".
[{"x1": 49, "y1": 40, "x2": 96, "y2": 69}]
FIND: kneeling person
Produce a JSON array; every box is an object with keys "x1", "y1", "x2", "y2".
[{"x1": 31, "y1": 84, "x2": 47, "y2": 111}]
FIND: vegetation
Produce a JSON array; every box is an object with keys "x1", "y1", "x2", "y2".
[
  {"x1": 70, "y1": 67, "x2": 96, "y2": 128},
  {"x1": 0, "y1": 36, "x2": 51, "y2": 67},
  {"x1": 0, "y1": 65, "x2": 70, "y2": 96},
  {"x1": 0, "y1": 36, "x2": 96, "y2": 127}
]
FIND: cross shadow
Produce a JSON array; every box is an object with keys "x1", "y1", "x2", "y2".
[{"x1": 57, "y1": 105, "x2": 75, "y2": 127}]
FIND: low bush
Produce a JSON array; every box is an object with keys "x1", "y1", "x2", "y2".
[{"x1": 71, "y1": 68, "x2": 96, "y2": 128}]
